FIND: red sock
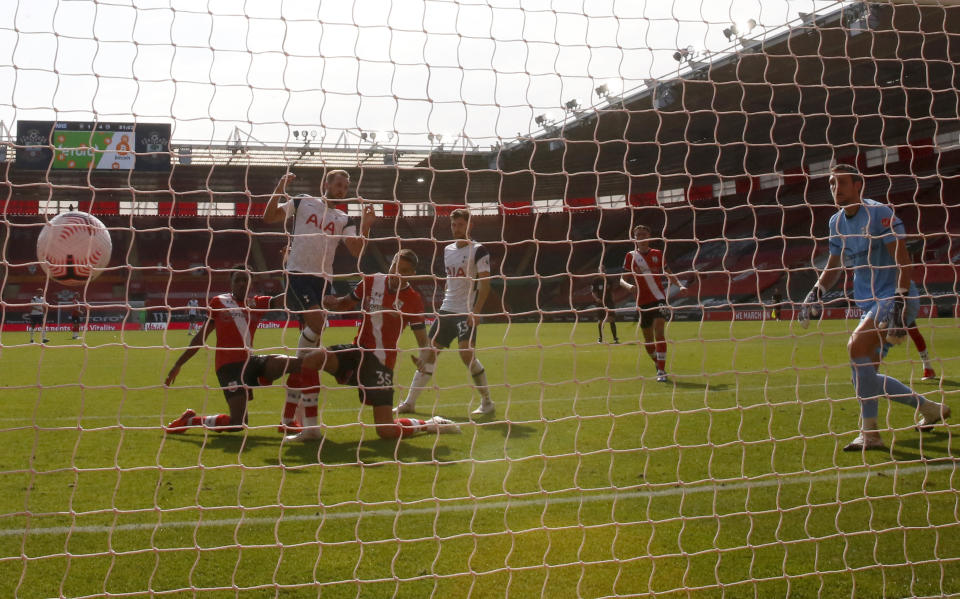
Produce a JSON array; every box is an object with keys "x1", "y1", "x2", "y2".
[
  {"x1": 300, "y1": 369, "x2": 321, "y2": 394},
  {"x1": 286, "y1": 370, "x2": 303, "y2": 389},
  {"x1": 908, "y1": 328, "x2": 927, "y2": 353}
]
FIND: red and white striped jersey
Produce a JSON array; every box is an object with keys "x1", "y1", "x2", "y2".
[
  {"x1": 624, "y1": 249, "x2": 667, "y2": 306},
  {"x1": 350, "y1": 274, "x2": 425, "y2": 369},
  {"x1": 209, "y1": 293, "x2": 271, "y2": 369}
]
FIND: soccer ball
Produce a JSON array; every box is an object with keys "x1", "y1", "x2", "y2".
[{"x1": 36, "y1": 211, "x2": 112, "y2": 286}]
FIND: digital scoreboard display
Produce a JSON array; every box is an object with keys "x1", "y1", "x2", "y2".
[{"x1": 16, "y1": 121, "x2": 171, "y2": 172}]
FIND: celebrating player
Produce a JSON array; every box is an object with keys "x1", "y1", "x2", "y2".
[
  {"x1": 591, "y1": 269, "x2": 619, "y2": 344},
  {"x1": 799, "y1": 164, "x2": 949, "y2": 451},
  {"x1": 164, "y1": 267, "x2": 290, "y2": 433},
  {"x1": 620, "y1": 225, "x2": 687, "y2": 382},
  {"x1": 395, "y1": 208, "x2": 494, "y2": 417},
  {"x1": 28, "y1": 288, "x2": 48, "y2": 344},
  {"x1": 285, "y1": 249, "x2": 459, "y2": 440},
  {"x1": 263, "y1": 170, "x2": 375, "y2": 437}
]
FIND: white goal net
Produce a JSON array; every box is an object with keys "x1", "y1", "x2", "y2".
[{"x1": 1, "y1": 1, "x2": 958, "y2": 597}]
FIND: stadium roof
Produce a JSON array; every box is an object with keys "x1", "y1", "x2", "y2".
[{"x1": 5, "y1": 1, "x2": 959, "y2": 210}]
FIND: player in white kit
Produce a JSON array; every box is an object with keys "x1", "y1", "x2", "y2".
[
  {"x1": 263, "y1": 170, "x2": 374, "y2": 440},
  {"x1": 186, "y1": 298, "x2": 200, "y2": 335},
  {"x1": 395, "y1": 208, "x2": 494, "y2": 417}
]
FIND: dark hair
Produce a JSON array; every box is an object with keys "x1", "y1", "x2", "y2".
[
  {"x1": 450, "y1": 208, "x2": 470, "y2": 221},
  {"x1": 632, "y1": 224, "x2": 652, "y2": 238},
  {"x1": 230, "y1": 265, "x2": 250, "y2": 279},
  {"x1": 395, "y1": 248, "x2": 419, "y2": 269},
  {"x1": 830, "y1": 163, "x2": 863, "y2": 186}
]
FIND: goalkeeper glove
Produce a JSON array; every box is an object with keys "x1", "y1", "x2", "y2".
[
  {"x1": 798, "y1": 285, "x2": 823, "y2": 329},
  {"x1": 885, "y1": 289, "x2": 909, "y2": 341}
]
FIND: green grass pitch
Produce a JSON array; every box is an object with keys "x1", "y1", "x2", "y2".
[{"x1": 0, "y1": 319, "x2": 957, "y2": 598}]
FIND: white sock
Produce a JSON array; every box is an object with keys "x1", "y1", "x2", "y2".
[
  {"x1": 296, "y1": 326, "x2": 320, "y2": 359},
  {"x1": 301, "y1": 392, "x2": 318, "y2": 428},
  {"x1": 470, "y1": 360, "x2": 491, "y2": 403},
  {"x1": 405, "y1": 367, "x2": 433, "y2": 407}
]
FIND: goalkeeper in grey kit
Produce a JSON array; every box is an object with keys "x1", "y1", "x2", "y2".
[{"x1": 799, "y1": 164, "x2": 949, "y2": 451}]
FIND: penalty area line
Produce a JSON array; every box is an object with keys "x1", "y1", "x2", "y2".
[{"x1": 2, "y1": 462, "x2": 955, "y2": 538}]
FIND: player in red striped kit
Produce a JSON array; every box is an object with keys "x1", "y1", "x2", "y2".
[
  {"x1": 164, "y1": 267, "x2": 290, "y2": 433},
  {"x1": 284, "y1": 249, "x2": 460, "y2": 441},
  {"x1": 620, "y1": 224, "x2": 687, "y2": 383}
]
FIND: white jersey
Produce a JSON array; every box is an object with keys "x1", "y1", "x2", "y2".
[
  {"x1": 440, "y1": 241, "x2": 490, "y2": 313},
  {"x1": 30, "y1": 296, "x2": 44, "y2": 316},
  {"x1": 187, "y1": 299, "x2": 199, "y2": 315},
  {"x1": 280, "y1": 194, "x2": 356, "y2": 278}
]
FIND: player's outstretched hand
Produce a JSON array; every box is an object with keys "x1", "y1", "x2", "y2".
[
  {"x1": 279, "y1": 172, "x2": 296, "y2": 186},
  {"x1": 165, "y1": 366, "x2": 180, "y2": 387},
  {"x1": 799, "y1": 285, "x2": 823, "y2": 329},
  {"x1": 677, "y1": 285, "x2": 688, "y2": 296}
]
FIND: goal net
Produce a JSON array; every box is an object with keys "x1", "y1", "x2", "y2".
[{"x1": 1, "y1": 0, "x2": 958, "y2": 597}]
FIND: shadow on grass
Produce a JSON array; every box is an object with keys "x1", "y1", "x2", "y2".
[
  {"x1": 280, "y1": 434, "x2": 454, "y2": 467},
  {"x1": 473, "y1": 421, "x2": 538, "y2": 440},
  {"x1": 163, "y1": 430, "x2": 454, "y2": 467},
  {"x1": 935, "y1": 378, "x2": 960, "y2": 388},
  {"x1": 891, "y1": 430, "x2": 959, "y2": 458},
  {"x1": 670, "y1": 380, "x2": 731, "y2": 392}
]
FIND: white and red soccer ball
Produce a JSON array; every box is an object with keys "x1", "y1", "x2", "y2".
[{"x1": 36, "y1": 211, "x2": 112, "y2": 286}]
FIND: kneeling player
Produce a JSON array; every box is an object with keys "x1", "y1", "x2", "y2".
[
  {"x1": 164, "y1": 267, "x2": 289, "y2": 433},
  {"x1": 285, "y1": 250, "x2": 460, "y2": 441}
]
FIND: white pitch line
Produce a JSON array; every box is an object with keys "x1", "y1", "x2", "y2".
[
  {"x1": 1, "y1": 462, "x2": 955, "y2": 538},
  {"x1": 0, "y1": 381, "x2": 845, "y2": 424}
]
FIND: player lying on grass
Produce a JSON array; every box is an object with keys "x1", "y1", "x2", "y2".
[
  {"x1": 282, "y1": 249, "x2": 460, "y2": 441},
  {"x1": 800, "y1": 164, "x2": 950, "y2": 451},
  {"x1": 164, "y1": 267, "x2": 290, "y2": 433}
]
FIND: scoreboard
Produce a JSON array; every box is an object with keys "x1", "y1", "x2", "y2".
[{"x1": 15, "y1": 121, "x2": 171, "y2": 172}]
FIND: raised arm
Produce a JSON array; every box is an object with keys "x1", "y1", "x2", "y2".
[
  {"x1": 343, "y1": 204, "x2": 375, "y2": 257},
  {"x1": 165, "y1": 318, "x2": 213, "y2": 386},
  {"x1": 263, "y1": 173, "x2": 296, "y2": 225}
]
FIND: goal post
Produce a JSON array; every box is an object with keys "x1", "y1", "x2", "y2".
[{"x1": 0, "y1": 1, "x2": 958, "y2": 597}]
